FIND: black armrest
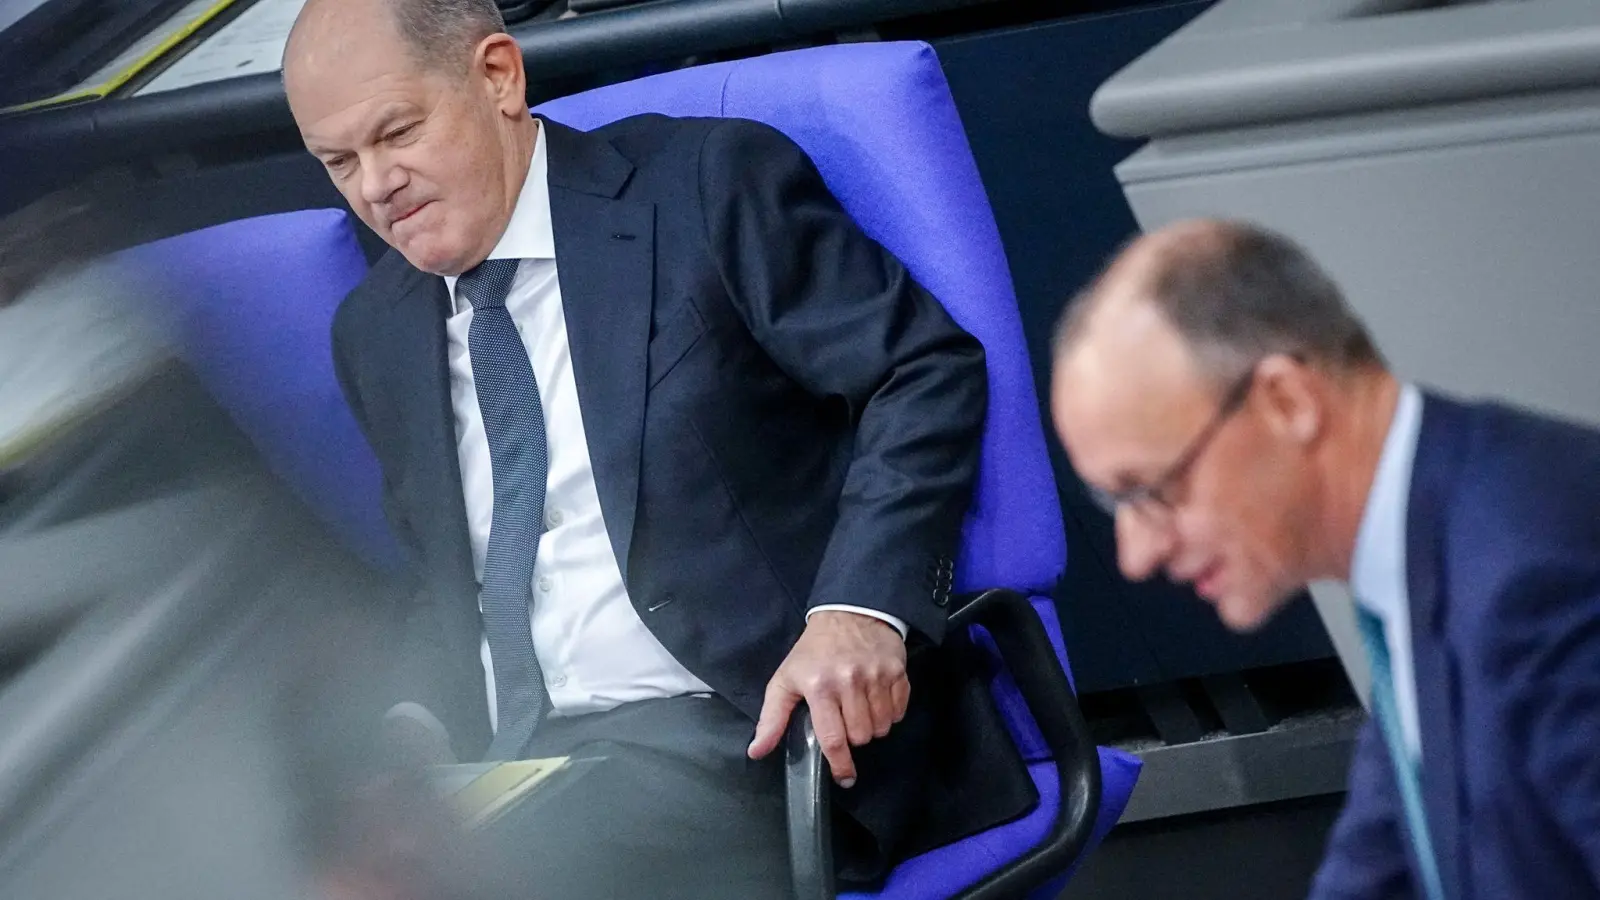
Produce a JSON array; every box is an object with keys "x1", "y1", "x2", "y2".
[
  {"x1": 786, "y1": 702, "x2": 835, "y2": 900},
  {"x1": 784, "y1": 588, "x2": 1102, "y2": 900}
]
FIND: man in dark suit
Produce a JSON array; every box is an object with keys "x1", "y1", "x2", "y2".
[
  {"x1": 1049, "y1": 218, "x2": 1600, "y2": 898},
  {"x1": 283, "y1": 0, "x2": 1030, "y2": 896}
]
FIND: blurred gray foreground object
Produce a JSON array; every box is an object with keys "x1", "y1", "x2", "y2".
[
  {"x1": 0, "y1": 175, "x2": 561, "y2": 899},
  {"x1": 0, "y1": 347, "x2": 522, "y2": 897}
]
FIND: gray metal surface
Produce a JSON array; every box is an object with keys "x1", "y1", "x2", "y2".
[
  {"x1": 1118, "y1": 710, "x2": 1362, "y2": 824},
  {"x1": 1115, "y1": 94, "x2": 1600, "y2": 431},
  {"x1": 1091, "y1": 0, "x2": 1600, "y2": 140}
]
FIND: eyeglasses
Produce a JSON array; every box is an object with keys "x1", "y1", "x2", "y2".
[{"x1": 1087, "y1": 365, "x2": 1259, "y2": 520}]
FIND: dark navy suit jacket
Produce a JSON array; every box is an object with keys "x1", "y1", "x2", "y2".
[
  {"x1": 330, "y1": 114, "x2": 1035, "y2": 880},
  {"x1": 1310, "y1": 392, "x2": 1600, "y2": 899}
]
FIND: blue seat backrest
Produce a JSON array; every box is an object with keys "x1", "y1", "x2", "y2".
[{"x1": 536, "y1": 41, "x2": 1068, "y2": 600}]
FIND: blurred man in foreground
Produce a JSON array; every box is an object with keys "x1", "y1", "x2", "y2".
[{"x1": 1050, "y1": 219, "x2": 1600, "y2": 898}]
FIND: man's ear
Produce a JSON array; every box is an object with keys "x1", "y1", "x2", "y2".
[
  {"x1": 1254, "y1": 354, "x2": 1324, "y2": 446},
  {"x1": 476, "y1": 34, "x2": 527, "y2": 117}
]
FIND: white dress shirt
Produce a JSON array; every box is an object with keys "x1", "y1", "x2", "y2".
[
  {"x1": 1350, "y1": 382, "x2": 1425, "y2": 759},
  {"x1": 443, "y1": 124, "x2": 904, "y2": 730}
]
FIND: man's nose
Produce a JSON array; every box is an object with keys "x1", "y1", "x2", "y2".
[
  {"x1": 1115, "y1": 508, "x2": 1173, "y2": 582},
  {"x1": 359, "y1": 153, "x2": 405, "y2": 207}
]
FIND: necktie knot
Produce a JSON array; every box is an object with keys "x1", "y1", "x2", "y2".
[{"x1": 459, "y1": 258, "x2": 521, "y2": 311}]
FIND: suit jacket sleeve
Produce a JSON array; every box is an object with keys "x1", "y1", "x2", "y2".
[
  {"x1": 1308, "y1": 720, "x2": 1417, "y2": 900},
  {"x1": 696, "y1": 119, "x2": 987, "y2": 643}
]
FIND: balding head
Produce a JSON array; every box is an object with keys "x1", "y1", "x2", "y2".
[
  {"x1": 1049, "y1": 219, "x2": 1396, "y2": 632},
  {"x1": 284, "y1": 0, "x2": 532, "y2": 275},
  {"x1": 286, "y1": 0, "x2": 506, "y2": 82},
  {"x1": 1057, "y1": 219, "x2": 1382, "y2": 389}
]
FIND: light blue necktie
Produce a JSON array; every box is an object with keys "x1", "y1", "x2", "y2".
[
  {"x1": 1356, "y1": 605, "x2": 1445, "y2": 900},
  {"x1": 460, "y1": 257, "x2": 551, "y2": 761}
]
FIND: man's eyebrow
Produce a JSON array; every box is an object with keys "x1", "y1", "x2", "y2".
[
  {"x1": 365, "y1": 105, "x2": 421, "y2": 140},
  {"x1": 305, "y1": 105, "x2": 419, "y2": 155}
]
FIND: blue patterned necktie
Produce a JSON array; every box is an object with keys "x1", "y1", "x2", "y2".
[
  {"x1": 459, "y1": 257, "x2": 551, "y2": 761},
  {"x1": 1355, "y1": 605, "x2": 1444, "y2": 900}
]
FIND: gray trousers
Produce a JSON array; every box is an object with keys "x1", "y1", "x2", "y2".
[{"x1": 488, "y1": 695, "x2": 793, "y2": 900}]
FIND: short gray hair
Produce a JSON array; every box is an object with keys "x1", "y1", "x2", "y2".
[
  {"x1": 391, "y1": 0, "x2": 507, "y2": 73},
  {"x1": 1055, "y1": 221, "x2": 1383, "y2": 385}
]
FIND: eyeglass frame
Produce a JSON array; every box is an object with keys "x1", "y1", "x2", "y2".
[{"x1": 1086, "y1": 362, "x2": 1261, "y2": 519}]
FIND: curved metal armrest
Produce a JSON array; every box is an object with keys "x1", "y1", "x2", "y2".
[
  {"x1": 784, "y1": 588, "x2": 1102, "y2": 900},
  {"x1": 787, "y1": 704, "x2": 835, "y2": 900},
  {"x1": 945, "y1": 588, "x2": 1102, "y2": 898}
]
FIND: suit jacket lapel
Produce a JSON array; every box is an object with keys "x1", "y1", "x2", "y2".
[
  {"x1": 1407, "y1": 392, "x2": 1469, "y2": 900},
  {"x1": 541, "y1": 116, "x2": 655, "y2": 579},
  {"x1": 385, "y1": 266, "x2": 477, "y2": 592}
]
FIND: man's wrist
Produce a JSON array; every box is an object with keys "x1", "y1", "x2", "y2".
[{"x1": 806, "y1": 604, "x2": 908, "y2": 641}]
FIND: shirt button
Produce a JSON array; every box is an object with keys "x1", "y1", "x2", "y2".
[
  {"x1": 549, "y1": 673, "x2": 567, "y2": 688},
  {"x1": 537, "y1": 576, "x2": 553, "y2": 592},
  {"x1": 547, "y1": 509, "x2": 564, "y2": 527}
]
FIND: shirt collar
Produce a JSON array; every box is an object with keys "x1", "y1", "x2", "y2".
[
  {"x1": 1350, "y1": 382, "x2": 1424, "y2": 617},
  {"x1": 443, "y1": 121, "x2": 554, "y2": 313}
]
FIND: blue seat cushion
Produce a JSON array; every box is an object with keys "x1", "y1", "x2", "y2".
[
  {"x1": 843, "y1": 748, "x2": 1142, "y2": 899},
  {"x1": 116, "y1": 209, "x2": 399, "y2": 568}
]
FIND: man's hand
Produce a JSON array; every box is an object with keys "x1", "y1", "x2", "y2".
[{"x1": 747, "y1": 610, "x2": 909, "y2": 788}]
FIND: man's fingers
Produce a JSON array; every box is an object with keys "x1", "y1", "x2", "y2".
[
  {"x1": 839, "y1": 679, "x2": 877, "y2": 747},
  {"x1": 748, "y1": 677, "x2": 800, "y2": 760},
  {"x1": 865, "y1": 677, "x2": 899, "y2": 738},
  {"x1": 891, "y1": 676, "x2": 911, "y2": 723},
  {"x1": 808, "y1": 698, "x2": 857, "y2": 788}
]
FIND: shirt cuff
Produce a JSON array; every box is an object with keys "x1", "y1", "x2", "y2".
[{"x1": 807, "y1": 604, "x2": 909, "y2": 641}]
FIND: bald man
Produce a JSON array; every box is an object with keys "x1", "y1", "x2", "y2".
[
  {"x1": 1050, "y1": 220, "x2": 1600, "y2": 899},
  {"x1": 281, "y1": 0, "x2": 1034, "y2": 897}
]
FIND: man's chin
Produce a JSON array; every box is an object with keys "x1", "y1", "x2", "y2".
[
  {"x1": 1213, "y1": 592, "x2": 1286, "y2": 633},
  {"x1": 399, "y1": 242, "x2": 466, "y2": 277}
]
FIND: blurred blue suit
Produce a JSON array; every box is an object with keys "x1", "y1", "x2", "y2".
[{"x1": 1310, "y1": 392, "x2": 1600, "y2": 899}]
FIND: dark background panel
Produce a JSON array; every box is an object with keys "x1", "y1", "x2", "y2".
[
  {"x1": 1061, "y1": 794, "x2": 1343, "y2": 899},
  {"x1": 96, "y1": 151, "x2": 382, "y2": 259},
  {"x1": 934, "y1": 2, "x2": 1339, "y2": 693}
]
